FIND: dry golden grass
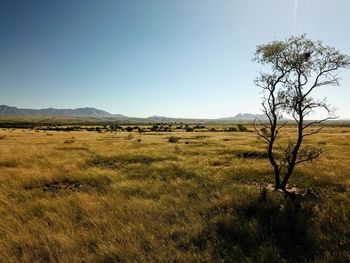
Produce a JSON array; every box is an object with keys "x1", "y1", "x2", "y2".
[{"x1": 0, "y1": 126, "x2": 349, "y2": 262}]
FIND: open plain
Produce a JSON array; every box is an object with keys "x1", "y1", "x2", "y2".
[{"x1": 0, "y1": 124, "x2": 349, "y2": 262}]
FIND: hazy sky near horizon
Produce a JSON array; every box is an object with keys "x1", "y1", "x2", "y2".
[{"x1": 0, "y1": 0, "x2": 349, "y2": 118}]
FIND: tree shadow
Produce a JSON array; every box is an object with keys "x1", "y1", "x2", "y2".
[{"x1": 193, "y1": 192, "x2": 319, "y2": 262}]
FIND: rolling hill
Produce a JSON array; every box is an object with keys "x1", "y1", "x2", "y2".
[{"x1": 0, "y1": 105, "x2": 267, "y2": 123}]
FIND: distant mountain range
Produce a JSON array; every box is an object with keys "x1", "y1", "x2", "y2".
[
  {"x1": 217, "y1": 113, "x2": 267, "y2": 121},
  {"x1": 0, "y1": 105, "x2": 123, "y2": 118},
  {"x1": 0, "y1": 105, "x2": 267, "y2": 123}
]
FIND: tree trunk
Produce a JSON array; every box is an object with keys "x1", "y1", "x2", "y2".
[{"x1": 280, "y1": 113, "x2": 304, "y2": 190}]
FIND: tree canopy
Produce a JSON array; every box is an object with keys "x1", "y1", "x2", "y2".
[{"x1": 254, "y1": 35, "x2": 350, "y2": 191}]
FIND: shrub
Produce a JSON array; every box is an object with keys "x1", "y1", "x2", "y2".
[
  {"x1": 125, "y1": 127, "x2": 133, "y2": 132},
  {"x1": 237, "y1": 124, "x2": 247, "y2": 132},
  {"x1": 151, "y1": 125, "x2": 159, "y2": 131},
  {"x1": 168, "y1": 136, "x2": 179, "y2": 143},
  {"x1": 225, "y1": 127, "x2": 238, "y2": 132}
]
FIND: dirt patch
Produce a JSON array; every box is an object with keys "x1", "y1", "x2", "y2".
[
  {"x1": 24, "y1": 175, "x2": 112, "y2": 194},
  {"x1": 88, "y1": 155, "x2": 166, "y2": 169},
  {"x1": 236, "y1": 151, "x2": 269, "y2": 159},
  {"x1": 247, "y1": 181, "x2": 306, "y2": 196},
  {"x1": 42, "y1": 181, "x2": 81, "y2": 193},
  {"x1": 263, "y1": 183, "x2": 305, "y2": 195}
]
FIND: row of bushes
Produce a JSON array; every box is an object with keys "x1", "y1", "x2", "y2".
[{"x1": 4, "y1": 124, "x2": 249, "y2": 133}]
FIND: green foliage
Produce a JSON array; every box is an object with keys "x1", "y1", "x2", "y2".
[
  {"x1": 125, "y1": 126, "x2": 133, "y2": 132},
  {"x1": 151, "y1": 125, "x2": 159, "y2": 131},
  {"x1": 237, "y1": 124, "x2": 247, "y2": 132}
]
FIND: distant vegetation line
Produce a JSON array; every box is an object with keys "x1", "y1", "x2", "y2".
[{"x1": 0, "y1": 105, "x2": 349, "y2": 127}]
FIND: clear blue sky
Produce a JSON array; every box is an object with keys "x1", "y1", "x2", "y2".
[{"x1": 0, "y1": 0, "x2": 349, "y2": 118}]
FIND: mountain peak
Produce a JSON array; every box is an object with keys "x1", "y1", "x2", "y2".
[
  {"x1": 0, "y1": 105, "x2": 114, "y2": 117},
  {"x1": 217, "y1": 113, "x2": 267, "y2": 121}
]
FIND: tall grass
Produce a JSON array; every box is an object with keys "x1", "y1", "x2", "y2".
[{"x1": 0, "y1": 127, "x2": 349, "y2": 262}]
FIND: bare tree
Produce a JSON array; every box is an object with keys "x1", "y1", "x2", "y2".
[{"x1": 253, "y1": 35, "x2": 350, "y2": 192}]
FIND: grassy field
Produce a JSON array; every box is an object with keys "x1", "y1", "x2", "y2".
[{"x1": 0, "y1": 126, "x2": 349, "y2": 262}]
